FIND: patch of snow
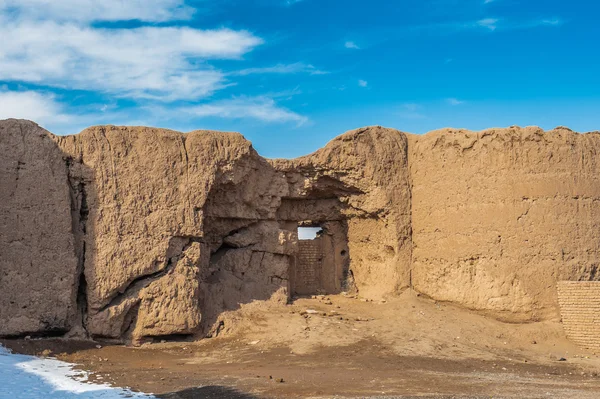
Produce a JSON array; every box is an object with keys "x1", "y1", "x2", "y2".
[{"x1": 0, "y1": 344, "x2": 153, "y2": 398}]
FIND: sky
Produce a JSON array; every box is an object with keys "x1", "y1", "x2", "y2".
[{"x1": 0, "y1": 0, "x2": 598, "y2": 158}]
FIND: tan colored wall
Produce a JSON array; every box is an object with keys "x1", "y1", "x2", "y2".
[
  {"x1": 409, "y1": 127, "x2": 600, "y2": 321},
  {"x1": 557, "y1": 281, "x2": 600, "y2": 350},
  {"x1": 0, "y1": 120, "x2": 79, "y2": 336},
  {"x1": 293, "y1": 239, "x2": 323, "y2": 295},
  {"x1": 5, "y1": 120, "x2": 600, "y2": 340},
  {"x1": 272, "y1": 126, "x2": 413, "y2": 300}
]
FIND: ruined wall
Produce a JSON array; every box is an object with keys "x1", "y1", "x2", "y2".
[
  {"x1": 0, "y1": 120, "x2": 79, "y2": 336},
  {"x1": 557, "y1": 281, "x2": 600, "y2": 350},
  {"x1": 54, "y1": 125, "x2": 294, "y2": 342},
  {"x1": 409, "y1": 127, "x2": 600, "y2": 321},
  {"x1": 3, "y1": 119, "x2": 600, "y2": 340},
  {"x1": 272, "y1": 126, "x2": 413, "y2": 300}
]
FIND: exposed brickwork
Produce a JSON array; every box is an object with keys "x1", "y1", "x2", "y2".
[
  {"x1": 294, "y1": 240, "x2": 323, "y2": 295},
  {"x1": 557, "y1": 281, "x2": 600, "y2": 350}
]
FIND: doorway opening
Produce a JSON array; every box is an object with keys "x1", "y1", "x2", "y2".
[{"x1": 290, "y1": 221, "x2": 349, "y2": 297}]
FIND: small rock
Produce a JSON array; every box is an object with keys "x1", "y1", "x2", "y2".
[
  {"x1": 532, "y1": 340, "x2": 537, "y2": 344},
  {"x1": 40, "y1": 349, "x2": 52, "y2": 357},
  {"x1": 558, "y1": 357, "x2": 567, "y2": 362},
  {"x1": 95, "y1": 345, "x2": 102, "y2": 349},
  {"x1": 248, "y1": 340, "x2": 260, "y2": 345},
  {"x1": 277, "y1": 378, "x2": 284, "y2": 383}
]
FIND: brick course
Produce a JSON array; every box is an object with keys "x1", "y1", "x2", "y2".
[
  {"x1": 295, "y1": 240, "x2": 323, "y2": 295},
  {"x1": 557, "y1": 281, "x2": 600, "y2": 350}
]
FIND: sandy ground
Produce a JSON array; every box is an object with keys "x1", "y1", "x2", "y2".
[{"x1": 4, "y1": 291, "x2": 600, "y2": 398}]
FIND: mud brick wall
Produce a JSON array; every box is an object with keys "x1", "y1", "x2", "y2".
[
  {"x1": 294, "y1": 240, "x2": 323, "y2": 295},
  {"x1": 557, "y1": 281, "x2": 600, "y2": 350}
]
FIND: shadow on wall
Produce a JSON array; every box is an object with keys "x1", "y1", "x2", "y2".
[{"x1": 0, "y1": 121, "x2": 405, "y2": 342}]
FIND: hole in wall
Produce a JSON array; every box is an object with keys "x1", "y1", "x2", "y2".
[{"x1": 298, "y1": 226, "x2": 323, "y2": 240}]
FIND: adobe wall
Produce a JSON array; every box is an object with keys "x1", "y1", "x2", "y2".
[
  {"x1": 557, "y1": 281, "x2": 600, "y2": 350},
  {"x1": 2, "y1": 119, "x2": 600, "y2": 341},
  {"x1": 0, "y1": 120, "x2": 79, "y2": 336},
  {"x1": 409, "y1": 127, "x2": 600, "y2": 321}
]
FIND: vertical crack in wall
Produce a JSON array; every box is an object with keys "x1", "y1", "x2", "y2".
[
  {"x1": 406, "y1": 135, "x2": 415, "y2": 290},
  {"x1": 65, "y1": 156, "x2": 90, "y2": 337}
]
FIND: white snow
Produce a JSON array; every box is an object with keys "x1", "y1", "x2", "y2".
[{"x1": 0, "y1": 344, "x2": 154, "y2": 398}]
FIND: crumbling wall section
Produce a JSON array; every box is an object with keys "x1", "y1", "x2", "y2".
[
  {"x1": 55, "y1": 125, "x2": 294, "y2": 342},
  {"x1": 271, "y1": 126, "x2": 412, "y2": 300},
  {"x1": 409, "y1": 127, "x2": 600, "y2": 321},
  {"x1": 557, "y1": 281, "x2": 600, "y2": 350},
  {"x1": 0, "y1": 120, "x2": 79, "y2": 336},
  {"x1": 4, "y1": 120, "x2": 600, "y2": 340}
]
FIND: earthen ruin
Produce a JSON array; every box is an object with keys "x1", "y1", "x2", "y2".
[{"x1": 2, "y1": 119, "x2": 600, "y2": 344}]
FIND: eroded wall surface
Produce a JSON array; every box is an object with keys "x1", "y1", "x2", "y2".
[
  {"x1": 409, "y1": 127, "x2": 600, "y2": 321},
  {"x1": 272, "y1": 126, "x2": 413, "y2": 299},
  {"x1": 2, "y1": 119, "x2": 600, "y2": 341},
  {"x1": 0, "y1": 120, "x2": 79, "y2": 336},
  {"x1": 55, "y1": 125, "x2": 294, "y2": 342}
]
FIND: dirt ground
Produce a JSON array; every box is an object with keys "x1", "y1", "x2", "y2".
[{"x1": 4, "y1": 291, "x2": 600, "y2": 398}]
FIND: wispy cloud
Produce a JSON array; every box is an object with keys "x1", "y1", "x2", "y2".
[
  {"x1": 231, "y1": 62, "x2": 327, "y2": 76},
  {"x1": 477, "y1": 18, "x2": 498, "y2": 31},
  {"x1": 0, "y1": 90, "x2": 72, "y2": 124},
  {"x1": 474, "y1": 16, "x2": 565, "y2": 32},
  {"x1": 177, "y1": 96, "x2": 308, "y2": 124},
  {"x1": 541, "y1": 17, "x2": 564, "y2": 26},
  {"x1": 358, "y1": 80, "x2": 368, "y2": 87},
  {"x1": 0, "y1": 20, "x2": 263, "y2": 101},
  {"x1": 345, "y1": 41, "x2": 360, "y2": 49},
  {"x1": 447, "y1": 98, "x2": 465, "y2": 106},
  {"x1": 0, "y1": 0, "x2": 194, "y2": 22}
]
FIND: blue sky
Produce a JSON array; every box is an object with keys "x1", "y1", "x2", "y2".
[{"x1": 0, "y1": 0, "x2": 598, "y2": 158}]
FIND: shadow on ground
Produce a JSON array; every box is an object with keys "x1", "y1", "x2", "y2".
[{"x1": 156, "y1": 386, "x2": 260, "y2": 399}]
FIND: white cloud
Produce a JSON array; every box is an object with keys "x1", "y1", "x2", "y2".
[
  {"x1": 358, "y1": 80, "x2": 368, "y2": 87},
  {"x1": 477, "y1": 18, "x2": 498, "y2": 31},
  {"x1": 178, "y1": 96, "x2": 307, "y2": 124},
  {"x1": 345, "y1": 41, "x2": 360, "y2": 49},
  {"x1": 541, "y1": 18, "x2": 563, "y2": 26},
  {"x1": 0, "y1": 20, "x2": 263, "y2": 101},
  {"x1": 231, "y1": 62, "x2": 328, "y2": 76},
  {"x1": 0, "y1": 90, "x2": 71, "y2": 124},
  {"x1": 447, "y1": 98, "x2": 464, "y2": 106},
  {"x1": 0, "y1": 0, "x2": 193, "y2": 22}
]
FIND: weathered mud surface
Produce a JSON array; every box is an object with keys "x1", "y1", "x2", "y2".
[
  {"x1": 1, "y1": 119, "x2": 600, "y2": 341},
  {"x1": 3, "y1": 292, "x2": 600, "y2": 398}
]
